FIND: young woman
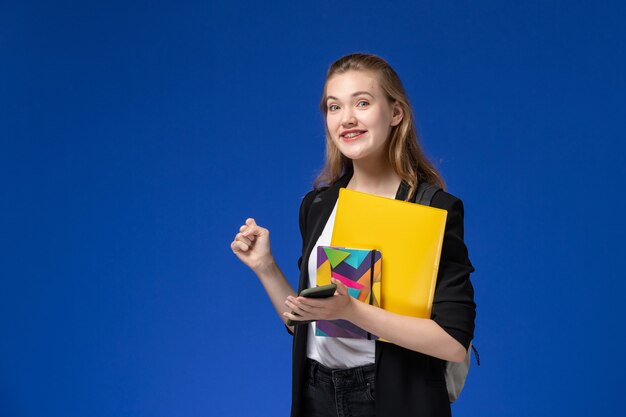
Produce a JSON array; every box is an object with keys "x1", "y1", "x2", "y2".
[{"x1": 231, "y1": 53, "x2": 476, "y2": 417}]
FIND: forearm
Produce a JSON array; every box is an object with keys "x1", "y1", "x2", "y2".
[
  {"x1": 344, "y1": 300, "x2": 467, "y2": 362},
  {"x1": 254, "y1": 259, "x2": 297, "y2": 331}
]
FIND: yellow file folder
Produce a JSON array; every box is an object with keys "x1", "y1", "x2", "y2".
[{"x1": 331, "y1": 188, "x2": 447, "y2": 320}]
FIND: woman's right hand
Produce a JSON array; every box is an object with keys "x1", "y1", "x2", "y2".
[{"x1": 231, "y1": 218, "x2": 274, "y2": 273}]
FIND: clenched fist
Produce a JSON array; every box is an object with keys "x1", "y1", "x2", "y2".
[{"x1": 231, "y1": 218, "x2": 275, "y2": 273}]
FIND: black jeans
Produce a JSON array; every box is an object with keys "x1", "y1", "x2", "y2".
[{"x1": 302, "y1": 358, "x2": 376, "y2": 417}]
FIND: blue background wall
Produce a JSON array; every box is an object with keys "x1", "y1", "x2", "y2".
[{"x1": 2, "y1": 1, "x2": 625, "y2": 416}]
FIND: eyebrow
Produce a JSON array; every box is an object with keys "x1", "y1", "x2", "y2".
[{"x1": 326, "y1": 91, "x2": 374, "y2": 101}]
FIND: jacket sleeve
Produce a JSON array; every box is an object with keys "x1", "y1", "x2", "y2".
[
  {"x1": 286, "y1": 189, "x2": 318, "y2": 336},
  {"x1": 430, "y1": 192, "x2": 476, "y2": 351},
  {"x1": 296, "y1": 189, "x2": 318, "y2": 272}
]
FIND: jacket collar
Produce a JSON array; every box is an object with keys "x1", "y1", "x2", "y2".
[{"x1": 314, "y1": 171, "x2": 409, "y2": 204}]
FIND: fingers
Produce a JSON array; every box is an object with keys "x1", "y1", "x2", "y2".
[
  {"x1": 231, "y1": 227, "x2": 254, "y2": 253},
  {"x1": 284, "y1": 292, "x2": 348, "y2": 322},
  {"x1": 232, "y1": 218, "x2": 263, "y2": 253},
  {"x1": 235, "y1": 232, "x2": 253, "y2": 247},
  {"x1": 283, "y1": 310, "x2": 304, "y2": 322},
  {"x1": 285, "y1": 297, "x2": 305, "y2": 317},
  {"x1": 230, "y1": 240, "x2": 249, "y2": 252},
  {"x1": 242, "y1": 218, "x2": 257, "y2": 237},
  {"x1": 285, "y1": 296, "x2": 323, "y2": 315},
  {"x1": 296, "y1": 296, "x2": 327, "y2": 309},
  {"x1": 331, "y1": 278, "x2": 348, "y2": 295},
  {"x1": 239, "y1": 218, "x2": 267, "y2": 239}
]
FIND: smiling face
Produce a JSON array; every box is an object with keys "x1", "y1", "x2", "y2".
[{"x1": 324, "y1": 70, "x2": 403, "y2": 164}]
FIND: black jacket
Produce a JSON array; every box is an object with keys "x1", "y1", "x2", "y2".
[{"x1": 290, "y1": 171, "x2": 476, "y2": 417}]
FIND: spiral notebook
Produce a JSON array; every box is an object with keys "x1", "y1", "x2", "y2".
[{"x1": 314, "y1": 246, "x2": 381, "y2": 340}]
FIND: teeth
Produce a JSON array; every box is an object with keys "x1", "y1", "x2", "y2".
[{"x1": 344, "y1": 132, "x2": 362, "y2": 138}]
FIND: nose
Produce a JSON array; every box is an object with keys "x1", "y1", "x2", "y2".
[{"x1": 341, "y1": 107, "x2": 357, "y2": 126}]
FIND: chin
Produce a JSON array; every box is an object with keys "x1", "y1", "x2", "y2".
[
  {"x1": 338, "y1": 150, "x2": 365, "y2": 160},
  {"x1": 341, "y1": 146, "x2": 373, "y2": 159}
]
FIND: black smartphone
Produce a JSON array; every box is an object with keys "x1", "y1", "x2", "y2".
[
  {"x1": 300, "y1": 283, "x2": 337, "y2": 298},
  {"x1": 287, "y1": 283, "x2": 337, "y2": 326}
]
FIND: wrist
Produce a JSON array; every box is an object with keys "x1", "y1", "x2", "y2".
[
  {"x1": 342, "y1": 294, "x2": 359, "y2": 323},
  {"x1": 253, "y1": 256, "x2": 278, "y2": 278}
]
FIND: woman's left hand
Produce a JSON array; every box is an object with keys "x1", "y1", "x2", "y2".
[{"x1": 283, "y1": 278, "x2": 354, "y2": 322}]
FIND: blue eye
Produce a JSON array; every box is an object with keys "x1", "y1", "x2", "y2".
[
  {"x1": 328, "y1": 104, "x2": 339, "y2": 112},
  {"x1": 356, "y1": 100, "x2": 369, "y2": 108}
]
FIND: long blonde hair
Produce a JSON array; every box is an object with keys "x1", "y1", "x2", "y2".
[{"x1": 313, "y1": 53, "x2": 445, "y2": 200}]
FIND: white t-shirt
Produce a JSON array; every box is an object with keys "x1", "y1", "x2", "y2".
[{"x1": 305, "y1": 201, "x2": 376, "y2": 369}]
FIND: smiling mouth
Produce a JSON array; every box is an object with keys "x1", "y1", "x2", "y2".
[{"x1": 341, "y1": 131, "x2": 367, "y2": 142}]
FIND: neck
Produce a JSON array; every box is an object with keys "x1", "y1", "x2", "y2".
[{"x1": 347, "y1": 158, "x2": 401, "y2": 199}]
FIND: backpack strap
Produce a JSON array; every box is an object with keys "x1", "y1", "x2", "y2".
[
  {"x1": 413, "y1": 182, "x2": 441, "y2": 205},
  {"x1": 415, "y1": 181, "x2": 479, "y2": 402},
  {"x1": 414, "y1": 181, "x2": 480, "y2": 367}
]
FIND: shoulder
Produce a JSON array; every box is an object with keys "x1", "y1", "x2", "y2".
[
  {"x1": 431, "y1": 189, "x2": 465, "y2": 214},
  {"x1": 299, "y1": 187, "x2": 325, "y2": 214},
  {"x1": 430, "y1": 189, "x2": 468, "y2": 239},
  {"x1": 299, "y1": 172, "x2": 351, "y2": 215},
  {"x1": 298, "y1": 185, "x2": 329, "y2": 228},
  {"x1": 300, "y1": 188, "x2": 319, "y2": 209}
]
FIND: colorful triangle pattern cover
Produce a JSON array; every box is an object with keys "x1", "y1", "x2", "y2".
[{"x1": 315, "y1": 246, "x2": 382, "y2": 339}]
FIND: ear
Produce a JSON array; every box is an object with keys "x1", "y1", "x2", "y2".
[{"x1": 390, "y1": 101, "x2": 403, "y2": 126}]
